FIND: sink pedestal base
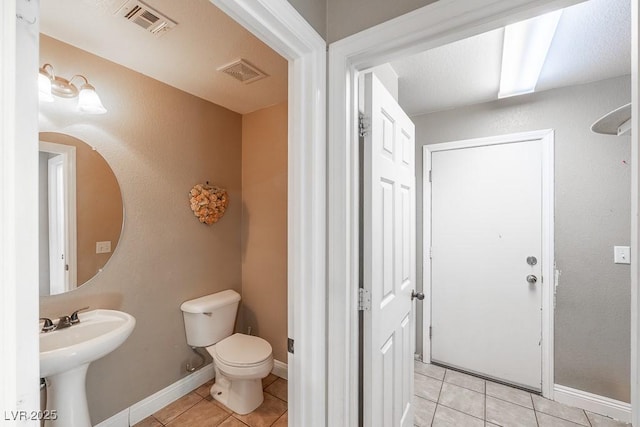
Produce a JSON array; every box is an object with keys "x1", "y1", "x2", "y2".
[{"x1": 44, "y1": 363, "x2": 91, "y2": 427}]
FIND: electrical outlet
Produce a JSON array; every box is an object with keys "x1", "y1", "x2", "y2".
[
  {"x1": 614, "y1": 246, "x2": 630, "y2": 264},
  {"x1": 96, "y1": 241, "x2": 111, "y2": 254}
]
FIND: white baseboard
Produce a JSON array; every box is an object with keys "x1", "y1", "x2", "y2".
[
  {"x1": 272, "y1": 359, "x2": 288, "y2": 380},
  {"x1": 95, "y1": 363, "x2": 215, "y2": 427},
  {"x1": 95, "y1": 360, "x2": 288, "y2": 427},
  {"x1": 553, "y1": 384, "x2": 632, "y2": 424}
]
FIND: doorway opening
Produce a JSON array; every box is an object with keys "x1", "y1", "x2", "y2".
[{"x1": 329, "y1": 1, "x2": 633, "y2": 424}]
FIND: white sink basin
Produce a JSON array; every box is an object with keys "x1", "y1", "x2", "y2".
[{"x1": 40, "y1": 309, "x2": 135, "y2": 427}]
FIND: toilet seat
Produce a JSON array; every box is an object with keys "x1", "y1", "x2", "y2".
[{"x1": 210, "y1": 333, "x2": 272, "y2": 367}]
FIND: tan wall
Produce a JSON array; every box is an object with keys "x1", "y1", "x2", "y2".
[
  {"x1": 39, "y1": 35, "x2": 243, "y2": 424},
  {"x1": 240, "y1": 103, "x2": 288, "y2": 362},
  {"x1": 326, "y1": 0, "x2": 437, "y2": 42}
]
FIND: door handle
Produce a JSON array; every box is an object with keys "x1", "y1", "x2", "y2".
[
  {"x1": 411, "y1": 290, "x2": 425, "y2": 301},
  {"x1": 526, "y1": 275, "x2": 538, "y2": 284}
]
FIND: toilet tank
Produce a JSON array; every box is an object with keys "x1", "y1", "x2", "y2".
[{"x1": 181, "y1": 290, "x2": 241, "y2": 347}]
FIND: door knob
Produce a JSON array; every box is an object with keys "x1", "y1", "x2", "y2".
[
  {"x1": 526, "y1": 275, "x2": 538, "y2": 284},
  {"x1": 411, "y1": 290, "x2": 425, "y2": 301}
]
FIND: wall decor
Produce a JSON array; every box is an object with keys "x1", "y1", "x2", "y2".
[{"x1": 189, "y1": 183, "x2": 229, "y2": 225}]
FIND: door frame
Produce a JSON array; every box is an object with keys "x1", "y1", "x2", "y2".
[
  {"x1": 40, "y1": 140, "x2": 78, "y2": 293},
  {"x1": 210, "y1": 2, "x2": 326, "y2": 425},
  {"x1": 2, "y1": 1, "x2": 326, "y2": 426},
  {"x1": 328, "y1": 0, "x2": 639, "y2": 425},
  {"x1": 422, "y1": 130, "x2": 555, "y2": 398}
]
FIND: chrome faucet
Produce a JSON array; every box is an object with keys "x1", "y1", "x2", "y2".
[
  {"x1": 55, "y1": 315, "x2": 72, "y2": 330},
  {"x1": 39, "y1": 307, "x2": 90, "y2": 333}
]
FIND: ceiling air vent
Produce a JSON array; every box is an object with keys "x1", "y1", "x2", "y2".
[
  {"x1": 218, "y1": 59, "x2": 268, "y2": 84},
  {"x1": 114, "y1": 0, "x2": 177, "y2": 37}
]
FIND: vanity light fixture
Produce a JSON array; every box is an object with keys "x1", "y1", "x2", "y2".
[
  {"x1": 498, "y1": 9, "x2": 563, "y2": 99},
  {"x1": 38, "y1": 63, "x2": 108, "y2": 114}
]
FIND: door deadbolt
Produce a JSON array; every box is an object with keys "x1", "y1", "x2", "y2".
[
  {"x1": 411, "y1": 290, "x2": 425, "y2": 301},
  {"x1": 526, "y1": 275, "x2": 538, "y2": 284},
  {"x1": 526, "y1": 256, "x2": 538, "y2": 266}
]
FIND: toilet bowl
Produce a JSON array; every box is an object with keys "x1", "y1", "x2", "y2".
[
  {"x1": 180, "y1": 290, "x2": 274, "y2": 415},
  {"x1": 207, "y1": 333, "x2": 273, "y2": 414}
]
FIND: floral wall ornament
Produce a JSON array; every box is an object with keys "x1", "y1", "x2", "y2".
[{"x1": 189, "y1": 182, "x2": 229, "y2": 225}]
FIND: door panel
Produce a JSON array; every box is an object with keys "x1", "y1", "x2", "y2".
[
  {"x1": 363, "y1": 73, "x2": 416, "y2": 427},
  {"x1": 430, "y1": 140, "x2": 543, "y2": 391}
]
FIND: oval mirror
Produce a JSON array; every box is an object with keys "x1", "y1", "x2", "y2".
[{"x1": 39, "y1": 132, "x2": 123, "y2": 296}]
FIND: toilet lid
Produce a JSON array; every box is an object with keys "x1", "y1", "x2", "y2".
[{"x1": 214, "y1": 333, "x2": 272, "y2": 366}]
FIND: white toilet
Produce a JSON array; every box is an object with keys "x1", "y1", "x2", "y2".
[{"x1": 181, "y1": 290, "x2": 274, "y2": 414}]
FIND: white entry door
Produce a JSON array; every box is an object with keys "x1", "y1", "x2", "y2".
[
  {"x1": 362, "y1": 73, "x2": 416, "y2": 427},
  {"x1": 428, "y1": 135, "x2": 548, "y2": 391}
]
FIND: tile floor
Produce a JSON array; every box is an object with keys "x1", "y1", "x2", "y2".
[
  {"x1": 413, "y1": 360, "x2": 630, "y2": 427},
  {"x1": 134, "y1": 374, "x2": 287, "y2": 427},
  {"x1": 134, "y1": 363, "x2": 630, "y2": 427}
]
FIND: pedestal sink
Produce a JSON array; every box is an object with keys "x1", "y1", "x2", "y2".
[{"x1": 40, "y1": 309, "x2": 135, "y2": 427}]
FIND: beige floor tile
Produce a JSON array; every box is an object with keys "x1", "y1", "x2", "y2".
[
  {"x1": 218, "y1": 416, "x2": 250, "y2": 427},
  {"x1": 537, "y1": 411, "x2": 586, "y2": 426},
  {"x1": 262, "y1": 374, "x2": 278, "y2": 389},
  {"x1": 153, "y1": 391, "x2": 203, "y2": 424},
  {"x1": 414, "y1": 372, "x2": 443, "y2": 402},
  {"x1": 586, "y1": 411, "x2": 632, "y2": 427},
  {"x1": 486, "y1": 396, "x2": 537, "y2": 427},
  {"x1": 432, "y1": 404, "x2": 484, "y2": 427},
  {"x1": 233, "y1": 393, "x2": 287, "y2": 427},
  {"x1": 438, "y1": 382, "x2": 484, "y2": 419},
  {"x1": 194, "y1": 379, "x2": 215, "y2": 398},
  {"x1": 414, "y1": 361, "x2": 446, "y2": 381},
  {"x1": 165, "y1": 399, "x2": 230, "y2": 427},
  {"x1": 132, "y1": 416, "x2": 163, "y2": 427},
  {"x1": 444, "y1": 370, "x2": 485, "y2": 394},
  {"x1": 485, "y1": 381, "x2": 533, "y2": 409},
  {"x1": 532, "y1": 395, "x2": 589, "y2": 426},
  {"x1": 413, "y1": 395, "x2": 437, "y2": 427},
  {"x1": 265, "y1": 378, "x2": 288, "y2": 402},
  {"x1": 272, "y1": 411, "x2": 288, "y2": 427}
]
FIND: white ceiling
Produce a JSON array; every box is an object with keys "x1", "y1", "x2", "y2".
[
  {"x1": 40, "y1": 0, "x2": 288, "y2": 115},
  {"x1": 390, "y1": 0, "x2": 631, "y2": 116}
]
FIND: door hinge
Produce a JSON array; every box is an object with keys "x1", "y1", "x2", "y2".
[
  {"x1": 429, "y1": 247, "x2": 433, "y2": 259},
  {"x1": 288, "y1": 338, "x2": 294, "y2": 354},
  {"x1": 359, "y1": 113, "x2": 369, "y2": 137},
  {"x1": 428, "y1": 170, "x2": 432, "y2": 182},
  {"x1": 358, "y1": 288, "x2": 371, "y2": 311},
  {"x1": 429, "y1": 326, "x2": 432, "y2": 339}
]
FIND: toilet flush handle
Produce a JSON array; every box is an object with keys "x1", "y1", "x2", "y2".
[{"x1": 202, "y1": 312, "x2": 212, "y2": 316}]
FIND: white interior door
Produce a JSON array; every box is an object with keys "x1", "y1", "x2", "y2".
[
  {"x1": 47, "y1": 155, "x2": 68, "y2": 295},
  {"x1": 363, "y1": 73, "x2": 416, "y2": 427},
  {"x1": 429, "y1": 138, "x2": 544, "y2": 391}
]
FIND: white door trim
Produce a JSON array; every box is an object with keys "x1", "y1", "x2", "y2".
[
  {"x1": 422, "y1": 130, "x2": 555, "y2": 398},
  {"x1": 326, "y1": 1, "x2": 637, "y2": 425},
  {"x1": 631, "y1": 1, "x2": 640, "y2": 425},
  {"x1": 193, "y1": 1, "x2": 328, "y2": 426},
  {"x1": 1, "y1": 0, "x2": 41, "y2": 419},
  {"x1": 40, "y1": 141, "x2": 78, "y2": 293}
]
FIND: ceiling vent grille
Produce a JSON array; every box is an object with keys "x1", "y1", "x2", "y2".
[
  {"x1": 218, "y1": 59, "x2": 268, "y2": 84},
  {"x1": 114, "y1": 0, "x2": 177, "y2": 37}
]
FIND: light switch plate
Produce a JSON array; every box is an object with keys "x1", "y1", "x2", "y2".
[
  {"x1": 614, "y1": 246, "x2": 630, "y2": 264},
  {"x1": 96, "y1": 241, "x2": 112, "y2": 254}
]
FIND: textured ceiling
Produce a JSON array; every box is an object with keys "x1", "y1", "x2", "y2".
[
  {"x1": 391, "y1": 0, "x2": 631, "y2": 116},
  {"x1": 40, "y1": 0, "x2": 288, "y2": 115}
]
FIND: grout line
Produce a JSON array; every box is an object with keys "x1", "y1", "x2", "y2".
[
  {"x1": 534, "y1": 408, "x2": 540, "y2": 427},
  {"x1": 435, "y1": 401, "x2": 485, "y2": 423},
  {"x1": 583, "y1": 410, "x2": 592, "y2": 427}
]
